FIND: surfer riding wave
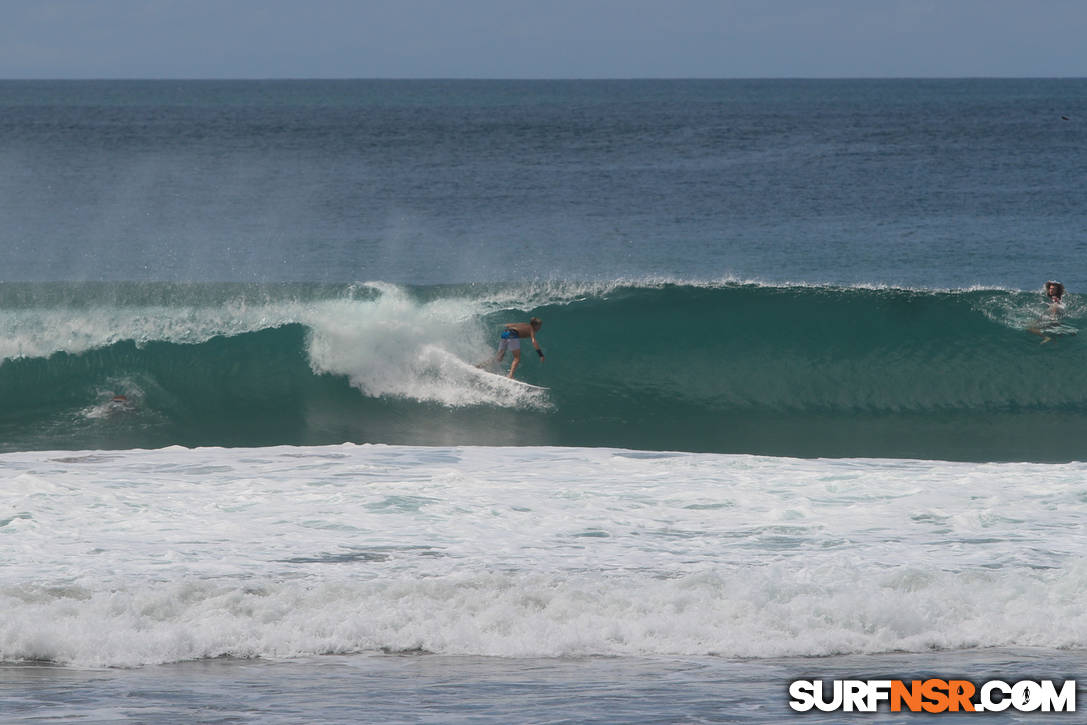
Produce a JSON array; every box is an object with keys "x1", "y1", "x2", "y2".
[{"x1": 481, "y1": 317, "x2": 544, "y2": 379}]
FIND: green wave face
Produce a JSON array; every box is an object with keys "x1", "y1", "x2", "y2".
[{"x1": 0, "y1": 281, "x2": 1082, "y2": 461}]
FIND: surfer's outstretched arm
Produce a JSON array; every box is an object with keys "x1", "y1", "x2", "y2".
[{"x1": 529, "y1": 330, "x2": 544, "y2": 362}]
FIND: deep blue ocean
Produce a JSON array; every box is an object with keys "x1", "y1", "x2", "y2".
[
  {"x1": 2, "y1": 80, "x2": 1086, "y2": 723},
  {"x1": 3, "y1": 79, "x2": 1085, "y2": 289}
]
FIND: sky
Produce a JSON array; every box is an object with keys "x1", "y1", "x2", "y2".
[{"x1": 1, "y1": 0, "x2": 1085, "y2": 79}]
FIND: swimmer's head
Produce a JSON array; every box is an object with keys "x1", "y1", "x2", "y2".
[
  {"x1": 1046, "y1": 281, "x2": 1065, "y2": 299},
  {"x1": 530, "y1": 317, "x2": 542, "y2": 330}
]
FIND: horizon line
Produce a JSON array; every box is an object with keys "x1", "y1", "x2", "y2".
[{"x1": 3, "y1": 75, "x2": 1087, "y2": 82}]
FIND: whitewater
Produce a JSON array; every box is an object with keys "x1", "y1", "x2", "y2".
[{"x1": 5, "y1": 443, "x2": 1086, "y2": 665}]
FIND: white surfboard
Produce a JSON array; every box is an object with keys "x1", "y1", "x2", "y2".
[
  {"x1": 446, "y1": 356, "x2": 550, "y2": 390},
  {"x1": 475, "y1": 368, "x2": 549, "y2": 390}
]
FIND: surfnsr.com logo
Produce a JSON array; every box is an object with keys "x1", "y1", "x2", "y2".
[{"x1": 789, "y1": 679, "x2": 1076, "y2": 713}]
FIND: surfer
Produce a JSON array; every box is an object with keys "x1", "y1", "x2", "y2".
[
  {"x1": 1029, "y1": 281, "x2": 1066, "y2": 343},
  {"x1": 488, "y1": 317, "x2": 544, "y2": 379}
]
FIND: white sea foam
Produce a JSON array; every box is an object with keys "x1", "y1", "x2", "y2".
[
  {"x1": 1, "y1": 445, "x2": 1085, "y2": 667},
  {"x1": 304, "y1": 284, "x2": 549, "y2": 407},
  {"x1": 0, "y1": 299, "x2": 306, "y2": 361}
]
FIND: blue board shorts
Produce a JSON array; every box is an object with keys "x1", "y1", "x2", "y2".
[{"x1": 499, "y1": 328, "x2": 521, "y2": 352}]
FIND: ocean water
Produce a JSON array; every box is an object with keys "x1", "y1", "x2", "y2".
[{"x1": 2, "y1": 79, "x2": 1086, "y2": 722}]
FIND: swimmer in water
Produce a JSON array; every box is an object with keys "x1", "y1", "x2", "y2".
[{"x1": 1028, "y1": 281, "x2": 1067, "y2": 344}]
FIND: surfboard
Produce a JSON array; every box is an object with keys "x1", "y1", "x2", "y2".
[
  {"x1": 1032, "y1": 322, "x2": 1078, "y2": 337},
  {"x1": 475, "y1": 368, "x2": 549, "y2": 390},
  {"x1": 448, "y1": 356, "x2": 550, "y2": 390},
  {"x1": 1029, "y1": 321, "x2": 1078, "y2": 344}
]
